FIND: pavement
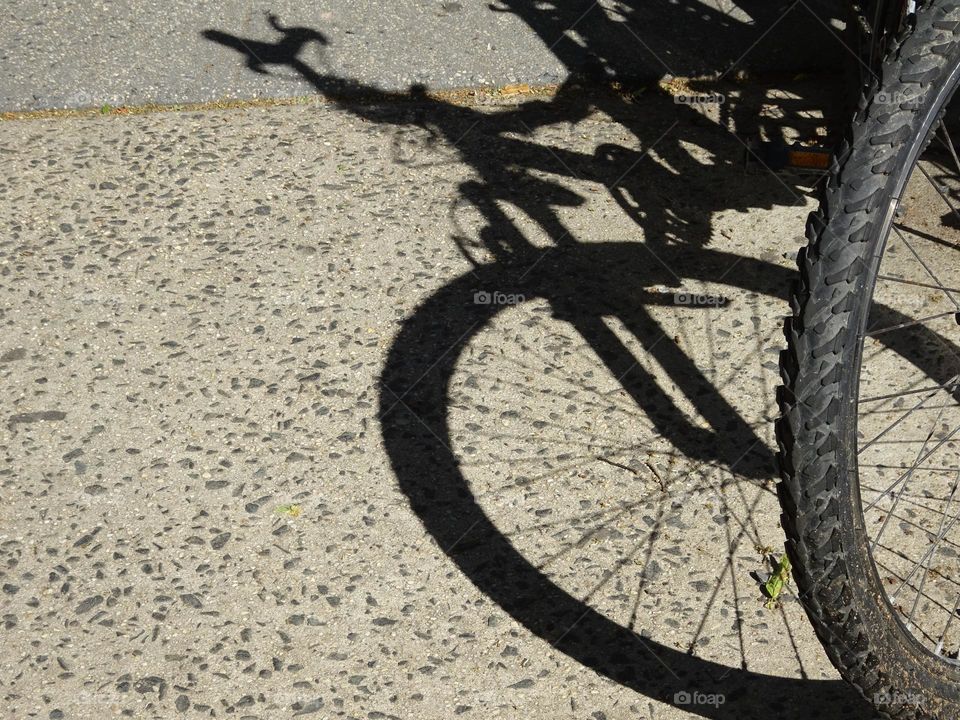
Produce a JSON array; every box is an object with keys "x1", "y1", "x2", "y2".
[
  {"x1": 1, "y1": 0, "x2": 849, "y2": 111},
  {"x1": 0, "y1": 48, "x2": 881, "y2": 718},
  {"x1": 0, "y1": 1, "x2": 883, "y2": 718}
]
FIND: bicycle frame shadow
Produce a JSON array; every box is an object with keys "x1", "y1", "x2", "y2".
[{"x1": 196, "y1": 6, "x2": 937, "y2": 718}]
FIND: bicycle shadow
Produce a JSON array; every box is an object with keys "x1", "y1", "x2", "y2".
[{"x1": 199, "y1": 7, "x2": 913, "y2": 718}]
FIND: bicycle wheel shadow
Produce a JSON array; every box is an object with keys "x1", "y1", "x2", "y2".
[
  {"x1": 377, "y1": 249, "x2": 851, "y2": 719},
  {"x1": 200, "y1": 6, "x2": 886, "y2": 718}
]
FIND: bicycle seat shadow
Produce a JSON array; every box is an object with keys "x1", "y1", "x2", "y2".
[{"x1": 202, "y1": 13, "x2": 327, "y2": 75}]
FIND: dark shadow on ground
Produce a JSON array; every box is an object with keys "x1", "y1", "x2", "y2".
[{"x1": 196, "y1": 6, "x2": 928, "y2": 718}]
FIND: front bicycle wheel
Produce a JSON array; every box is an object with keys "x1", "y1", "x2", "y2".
[{"x1": 778, "y1": 1, "x2": 960, "y2": 718}]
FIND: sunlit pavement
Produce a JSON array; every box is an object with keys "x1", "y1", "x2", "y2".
[{"x1": 0, "y1": 83, "x2": 874, "y2": 719}]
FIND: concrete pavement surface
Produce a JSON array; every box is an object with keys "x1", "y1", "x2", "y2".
[
  {"x1": 0, "y1": 71, "x2": 875, "y2": 719},
  {"x1": 1, "y1": 0, "x2": 848, "y2": 111}
]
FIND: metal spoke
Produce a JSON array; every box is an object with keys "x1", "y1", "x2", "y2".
[
  {"x1": 873, "y1": 554, "x2": 960, "y2": 604},
  {"x1": 864, "y1": 423, "x2": 960, "y2": 513},
  {"x1": 891, "y1": 224, "x2": 960, "y2": 312},
  {"x1": 906, "y1": 469, "x2": 960, "y2": 628},
  {"x1": 859, "y1": 374, "x2": 959, "y2": 454},
  {"x1": 860, "y1": 378, "x2": 960, "y2": 404},
  {"x1": 870, "y1": 401, "x2": 947, "y2": 552},
  {"x1": 862, "y1": 498, "x2": 960, "y2": 550},
  {"x1": 865, "y1": 437, "x2": 960, "y2": 446},
  {"x1": 934, "y1": 593, "x2": 960, "y2": 658},
  {"x1": 862, "y1": 403, "x2": 960, "y2": 415},
  {"x1": 865, "y1": 310, "x2": 958, "y2": 337},
  {"x1": 916, "y1": 162, "x2": 960, "y2": 250},
  {"x1": 862, "y1": 464, "x2": 960, "y2": 472},
  {"x1": 877, "y1": 273, "x2": 960, "y2": 295},
  {"x1": 893, "y1": 221, "x2": 960, "y2": 251},
  {"x1": 937, "y1": 119, "x2": 960, "y2": 179},
  {"x1": 891, "y1": 496, "x2": 960, "y2": 601}
]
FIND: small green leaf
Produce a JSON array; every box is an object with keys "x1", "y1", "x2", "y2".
[
  {"x1": 765, "y1": 574, "x2": 784, "y2": 598},
  {"x1": 763, "y1": 554, "x2": 792, "y2": 608},
  {"x1": 100, "y1": 104, "x2": 112, "y2": 114},
  {"x1": 275, "y1": 504, "x2": 302, "y2": 517}
]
